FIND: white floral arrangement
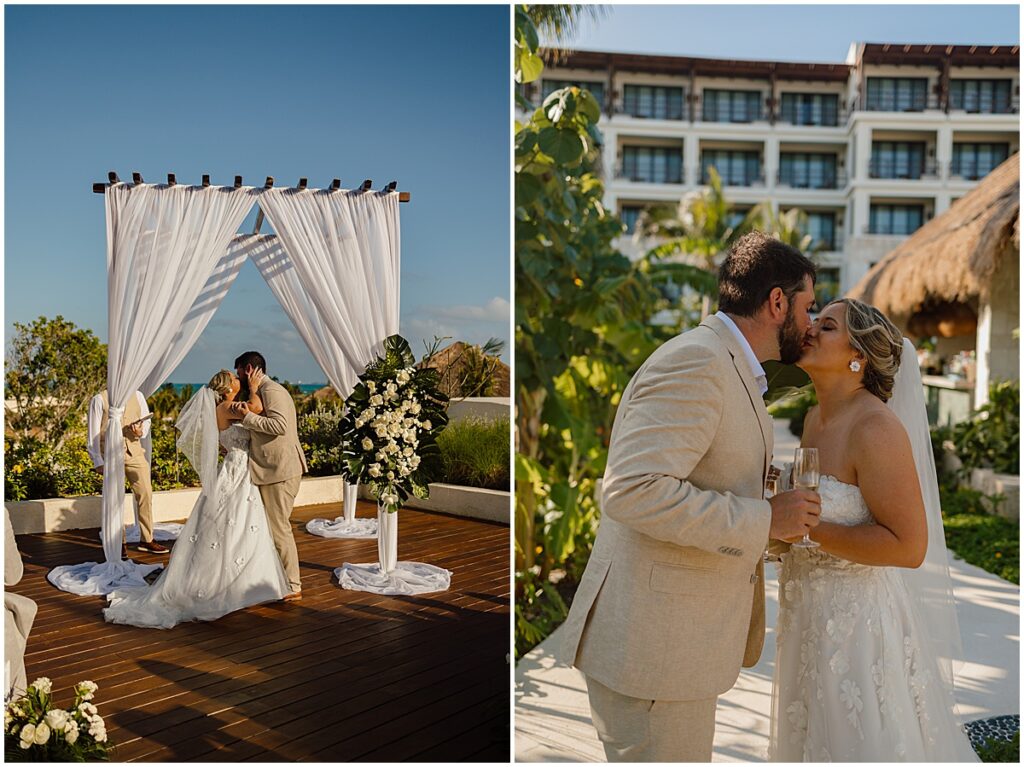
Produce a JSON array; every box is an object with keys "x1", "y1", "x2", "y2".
[
  {"x1": 4, "y1": 678, "x2": 110, "y2": 761},
  {"x1": 340, "y1": 335, "x2": 449, "y2": 513}
]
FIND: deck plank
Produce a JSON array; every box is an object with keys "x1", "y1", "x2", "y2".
[{"x1": 8, "y1": 501, "x2": 510, "y2": 761}]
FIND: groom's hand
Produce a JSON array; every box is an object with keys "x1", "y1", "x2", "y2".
[
  {"x1": 768, "y1": 489, "x2": 821, "y2": 541},
  {"x1": 232, "y1": 401, "x2": 250, "y2": 418}
]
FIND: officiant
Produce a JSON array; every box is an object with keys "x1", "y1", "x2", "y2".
[{"x1": 87, "y1": 389, "x2": 168, "y2": 556}]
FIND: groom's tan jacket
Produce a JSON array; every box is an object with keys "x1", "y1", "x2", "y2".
[
  {"x1": 560, "y1": 315, "x2": 774, "y2": 701},
  {"x1": 242, "y1": 378, "x2": 308, "y2": 485}
]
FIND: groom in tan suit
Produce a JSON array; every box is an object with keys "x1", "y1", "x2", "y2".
[
  {"x1": 231, "y1": 351, "x2": 308, "y2": 600},
  {"x1": 560, "y1": 232, "x2": 823, "y2": 761}
]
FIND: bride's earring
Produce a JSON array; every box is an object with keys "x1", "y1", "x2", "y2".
[{"x1": 849, "y1": 359, "x2": 862, "y2": 373}]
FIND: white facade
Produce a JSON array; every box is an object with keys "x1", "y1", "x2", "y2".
[{"x1": 528, "y1": 43, "x2": 1020, "y2": 302}]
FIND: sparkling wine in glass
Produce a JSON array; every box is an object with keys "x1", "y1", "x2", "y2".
[{"x1": 791, "y1": 447, "x2": 821, "y2": 549}]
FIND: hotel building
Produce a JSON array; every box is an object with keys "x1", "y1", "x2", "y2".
[{"x1": 522, "y1": 42, "x2": 1019, "y2": 303}]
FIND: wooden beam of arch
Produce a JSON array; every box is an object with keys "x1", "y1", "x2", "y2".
[{"x1": 93, "y1": 173, "x2": 410, "y2": 201}]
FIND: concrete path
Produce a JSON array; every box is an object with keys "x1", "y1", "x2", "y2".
[{"x1": 515, "y1": 419, "x2": 1020, "y2": 762}]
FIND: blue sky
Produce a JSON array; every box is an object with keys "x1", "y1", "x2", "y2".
[
  {"x1": 4, "y1": 4, "x2": 509, "y2": 384},
  {"x1": 551, "y1": 4, "x2": 1019, "y2": 61}
]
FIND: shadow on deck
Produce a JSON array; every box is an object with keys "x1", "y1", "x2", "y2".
[{"x1": 9, "y1": 501, "x2": 510, "y2": 762}]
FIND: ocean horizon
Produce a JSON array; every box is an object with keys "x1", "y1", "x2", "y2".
[{"x1": 164, "y1": 383, "x2": 328, "y2": 394}]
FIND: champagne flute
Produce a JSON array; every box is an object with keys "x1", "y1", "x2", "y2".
[
  {"x1": 791, "y1": 447, "x2": 821, "y2": 549},
  {"x1": 763, "y1": 477, "x2": 781, "y2": 563}
]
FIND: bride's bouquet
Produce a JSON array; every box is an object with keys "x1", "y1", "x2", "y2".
[
  {"x1": 339, "y1": 335, "x2": 449, "y2": 513},
  {"x1": 4, "y1": 678, "x2": 111, "y2": 761}
]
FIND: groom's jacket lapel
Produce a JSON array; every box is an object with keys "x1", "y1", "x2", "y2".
[{"x1": 700, "y1": 315, "x2": 772, "y2": 486}]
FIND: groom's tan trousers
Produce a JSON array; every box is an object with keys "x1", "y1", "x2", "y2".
[
  {"x1": 259, "y1": 475, "x2": 302, "y2": 592},
  {"x1": 585, "y1": 675, "x2": 718, "y2": 762}
]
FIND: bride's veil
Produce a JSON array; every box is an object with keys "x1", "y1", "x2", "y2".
[
  {"x1": 889, "y1": 337, "x2": 964, "y2": 702},
  {"x1": 175, "y1": 386, "x2": 220, "y2": 505}
]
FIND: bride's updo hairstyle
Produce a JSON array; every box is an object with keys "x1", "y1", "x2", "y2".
[
  {"x1": 832, "y1": 298, "x2": 904, "y2": 402},
  {"x1": 208, "y1": 370, "x2": 235, "y2": 404}
]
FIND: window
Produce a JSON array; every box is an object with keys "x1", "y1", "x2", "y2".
[
  {"x1": 815, "y1": 267, "x2": 841, "y2": 306},
  {"x1": 949, "y1": 79, "x2": 1013, "y2": 114},
  {"x1": 951, "y1": 142, "x2": 1010, "y2": 180},
  {"x1": 701, "y1": 150, "x2": 761, "y2": 186},
  {"x1": 621, "y1": 147, "x2": 683, "y2": 184},
  {"x1": 703, "y1": 89, "x2": 763, "y2": 123},
  {"x1": 779, "y1": 153, "x2": 839, "y2": 189},
  {"x1": 805, "y1": 212, "x2": 837, "y2": 250},
  {"x1": 779, "y1": 93, "x2": 840, "y2": 126},
  {"x1": 726, "y1": 208, "x2": 752, "y2": 231},
  {"x1": 869, "y1": 204, "x2": 925, "y2": 235},
  {"x1": 620, "y1": 205, "x2": 644, "y2": 234},
  {"x1": 870, "y1": 141, "x2": 927, "y2": 179},
  {"x1": 622, "y1": 84, "x2": 685, "y2": 120},
  {"x1": 541, "y1": 79, "x2": 606, "y2": 108},
  {"x1": 865, "y1": 78, "x2": 929, "y2": 112}
]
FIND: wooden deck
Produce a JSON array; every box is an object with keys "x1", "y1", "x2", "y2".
[{"x1": 10, "y1": 501, "x2": 510, "y2": 761}]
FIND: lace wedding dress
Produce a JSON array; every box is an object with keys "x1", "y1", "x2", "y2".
[
  {"x1": 769, "y1": 475, "x2": 979, "y2": 762},
  {"x1": 104, "y1": 424, "x2": 289, "y2": 628}
]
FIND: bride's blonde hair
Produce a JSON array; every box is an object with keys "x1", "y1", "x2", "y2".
[
  {"x1": 208, "y1": 370, "x2": 235, "y2": 404},
  {"x1": 831, "y1": 298, "x2": 903, "y2": 402}
]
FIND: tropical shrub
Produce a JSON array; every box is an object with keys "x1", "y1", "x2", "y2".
[{"x1": 437, "y1": 416, "x2": 510, "y2": 491}]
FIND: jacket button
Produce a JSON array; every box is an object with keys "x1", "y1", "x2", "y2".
[{"x1": 750, "y1": 573, "x2": 759, "y2": 583}]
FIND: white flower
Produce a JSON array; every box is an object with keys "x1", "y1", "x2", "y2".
[
  {"x1": 367, "y1": 380, "x2": 376, "y2": 392},
  {"x1": 370, "y1": 394, "x2": 384, "y2": 406},
  {"x1": 64, "y1": 721, "x2": 79, "y2": 744},
  {"x1": 381, "y1": 492, "x2": 399, "y2": 506},
  {"x1": 44, "y1": 709, "x2": 69, "y2": 731},
  {"x1": 399, "y1": 466, "x2": 411, "y2": 477},
  {"x1": 396, "y1": 371, "x2": 410, "y2": 384},
  {"x1": 368, "y1": 465, "x2": 381, "y2": 478},
  {"x1": 20, "y1": 723, "x2": 36, "y2": 747},
  {"x1": 33, "y1": 722, "x2": 51, "y2": 745},
  {"x1": 410, "y1": 402, "x2": 422, "y2": 414},
  {"x1": 361, "y1": 437, "x2": 374, "y2": 451},
  {"x1": 840, "y1": 679, "x2": 863, "y2": 714},
  {"x1": 386, "y1": 382, "x2": 398, "y2": 394},
  {"x1": 422, "y1": 420, "x2": 432, "y2": 430},
  {"x1": 387, "y1": 471, "x2": 395, "y2": 480},
  {"x1": 31, "y1": 678, "x2": 52, "y2": 694},
  {"x1": 403, "y1": 447, "x2": 414, "y2": 457},
  {"x1": 364, "y1": 407, "x2": 376, "y2": 419},
  {"x1": 78, "y1": 702, "x2": 98, "y2": 717}
]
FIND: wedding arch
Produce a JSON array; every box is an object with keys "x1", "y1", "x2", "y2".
[{"x1": 48, "y1": 171, "x2": 410, "y2": 596}]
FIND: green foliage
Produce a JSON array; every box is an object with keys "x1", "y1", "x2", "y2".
[
  {"x1": 4, "y1": 316, "x2": 107, "y2": 453},
  {"x1": 4, "y1": 434, "x2": 101, "y2": 502},
  {"x1": 436, "y1": 416, "x2": 510, "y2": 491},
  {"x1": 338, "y1": 334, "x2": 450, "y2": 512},
  {"x1": 148, "y1": 417, "x2": 200, "y2": 491},
  {"x1": 298, "y1": 407, "x2": 347, "y2": 477},
  {"x1": 951, "y1": 380, "x2": 1019, "y2": 475},
  {"x1": 975, "y1": 730, "x2": 1019, "y2": 762},
  {"x1": 515, "y1": 575, "x2": 568, "y2": 660},
  {"x1": 515, "y1": 5, "x2": 672, "y2": 654}
]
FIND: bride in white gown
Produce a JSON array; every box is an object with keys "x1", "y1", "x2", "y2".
[
  {"x1": 769, "y1": 298, "x2": 978, "y2": 762},
  {"x1": 104, "y1": 370, "x2": 289, "y2": 629}
]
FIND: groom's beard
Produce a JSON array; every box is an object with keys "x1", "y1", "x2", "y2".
[{"x1": 777, "y1": 307, "x2": 804, "y2": 364}]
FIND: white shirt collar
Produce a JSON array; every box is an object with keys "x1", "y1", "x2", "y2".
[{"x1": 714, "y1": 311, "x2": 768, "y2": 395}]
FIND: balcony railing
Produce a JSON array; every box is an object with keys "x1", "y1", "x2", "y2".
[
  {"x1": 614, "y1": 167, "x2": 684, "y2": 185},
  {"x1": 810, "y1": 230, "x2": 844, "y2": 252},
  {"x1": 862, "y1": 94, "x2": 941, "y2": 113},
  {"x1": 612, "y1": 104, "x2": 688, "y2": 121},
  {"x1": 776, "y1": 169, "x2": 846, "y2": 189},
  {"x1": 700, "y1": 169, "x2": 765, "y2": 187},
  {"x1": 948, "y1": 161, "x2": 1007, "y2": 181},
  {"x1": 948, "y1": 97, "x2": 1018, "y2": 115},
  {"x1": 694, "y1": 104, "x2": 768, "y2": 124},
  {"x1": 863, "y1": 223, "x2": 923, "y2": 236},
  {"x1": 868, "y1": 158, "x2": 938, "y2": 180},
  {"x1": 775, "y1": 108, "x2": 847, "y2": 128}
]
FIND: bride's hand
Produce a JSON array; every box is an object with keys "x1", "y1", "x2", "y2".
[{"x1": 247, "y1": 369, "x2": 264, "y2": 394}]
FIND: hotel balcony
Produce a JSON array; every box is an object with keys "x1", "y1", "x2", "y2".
[
  {"x1": 776, "y1": 168, "x2": 847, "y2": 190},
  {"x1": 868, "y1": 158, "x2": 939, "y2": 181}
]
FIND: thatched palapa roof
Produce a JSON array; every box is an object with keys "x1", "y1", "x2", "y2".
[{"x1": 848, "y1": 153, "x2": 1020, "y2": 319}]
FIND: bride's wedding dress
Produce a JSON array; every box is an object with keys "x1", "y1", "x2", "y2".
[
  {"x1": 104, "y1": 423, "x2": 289, "y2": 628},
  {"x1": 769, "y1": 474, "x2": 978, "y2": 762}
]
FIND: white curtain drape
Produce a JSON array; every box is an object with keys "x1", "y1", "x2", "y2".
[
  {"x1": 256, "y1": 189, "x2": 401, "y2": 538},
  {"x1": 241, "y1": 233, "x2": 369, "y2": 537},
  {"x1": 49, "y1": 184, "x2": 256, "y2": 596}
]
